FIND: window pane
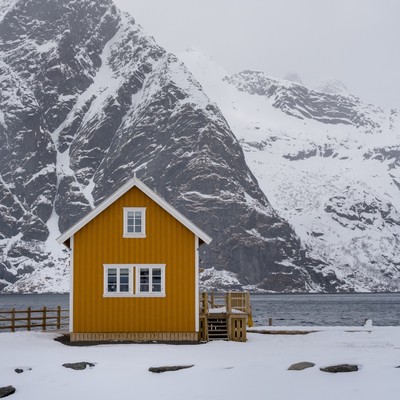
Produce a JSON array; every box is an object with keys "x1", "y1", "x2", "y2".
[
  {"x1": 107, "y1": 268, "x2": 117, "y2": 292},
  {"x1": 127, "y1": 211, "x2": 134, "y2": 218},
  {"x1": 120, "y1": 284, "x2": 129, "y2": 292},
  {"x1": 152, "y1": 284, "x2": 161, "y2": 292},
  {"x1": 140, "y1": 284, "x2": 149, "y2": 292},
  {"x1": 140, "y1": 268, "x2": 149, "y2": 292},
  {"x1": 134, "y1": 224, "x2": 142, "y2": 233},
  {"x1": 119, "y1": 269, "x2": 129, "y2": 292},
  {"x1": 153, "y1": 269, "x2": 161, "y2": 276},
  {"x1": 134, "y1": 211, "x2": 142, "y2": 218},
  {"x1": 140, "y1": 269, "x2": 149, "y2": 277}
]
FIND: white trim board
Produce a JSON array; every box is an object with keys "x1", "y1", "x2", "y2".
[
  {"x1": 56, "y1": 177, "x2": 212, "y2": 245},
  {"x1": 69, "y1": 235, "x2": 74, "y2": 333},
  {"x1": 194, "y1": 236, "x2": 199, "y2": 332}
]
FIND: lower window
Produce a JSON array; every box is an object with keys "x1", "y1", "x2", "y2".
[
  {"x1": 136, "y1": 265, "x2": 165, "y2": 296},
  {"x1": 103, "y1": 264, "x2": 165, "y2": 297},
  {"x1": 104, "y1": 265, "x2": 132, "y2": 296}
]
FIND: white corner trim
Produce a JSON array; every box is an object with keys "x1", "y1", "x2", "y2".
[
  {"x1": 69, "y1": 235, "x2": 74, "y2": 333},
  {"x1": 195, "y1": 235, "x2": 199, "y2": 332},
  {"x1": 56, "y1": 177, "x2": 212, "y2": 245}
]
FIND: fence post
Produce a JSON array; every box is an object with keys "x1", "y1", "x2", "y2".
[
  {"x1": 42, "y1": 306, "x2": 47, "y2": 331},
  {"x1": 27, "y1": 307, "x2": 31, "y2": 331},
  {"x1": 57, "y1": 306, "x2": 61, "y2": 330},
  {"x1": 226, "y1": 292, "x2": 232, "y2": 314},
  {"x1": 203, "y1": 292, "x2": 208, "y2": 314},
  {"x1": 11, "y1": 308, "x2": 15, "y2": 332}
]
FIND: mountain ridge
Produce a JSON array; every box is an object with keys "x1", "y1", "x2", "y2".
[
  {"x1": 179, "y1": 49, "x2": 400, "y2": 292},
  {"x1": 0, "y1": 0, "x2": 339, "y2": 293}
]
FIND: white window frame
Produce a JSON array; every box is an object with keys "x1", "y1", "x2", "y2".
[
  {"x1": 123, "y1": 207, "x2": 146, "y2": 238},
  {"x1": 103, "y1": 264, "x2": 133, "y2": 297},
  {"x1": 135, "y1": 264, "x2": 166, "y2": 297}
]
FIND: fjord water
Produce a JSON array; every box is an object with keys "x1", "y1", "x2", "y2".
[
  {"x1": 251, "y1": 293, "x2": 400, "y2": 326},
  {"x1": 0, "y1": 293, "x2": 399, "y2": 326}
]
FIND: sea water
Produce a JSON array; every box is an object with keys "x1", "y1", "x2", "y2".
[{"x1": 0, "y1": 292, "x2": 399, "y2": 326}]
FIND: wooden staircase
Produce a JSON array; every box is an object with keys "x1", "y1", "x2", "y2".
[
  {"x1": 199, "y1": 292, "x2": 252, "y2": 342},
  {"x1": 207, "y1": 316, "x2": 228, "y2": 340}
]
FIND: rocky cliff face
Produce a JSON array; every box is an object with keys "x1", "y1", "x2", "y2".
[
  {"x1": 0, "y1": 0, "x2": 338, "y2": 293},
  {"x1": 179, "y1": 49, "x2": 400, "y2": 292}
]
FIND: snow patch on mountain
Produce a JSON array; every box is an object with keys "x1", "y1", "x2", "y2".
[{"x1": 179, "y1": 48, "x2": 400, "y2": 292}]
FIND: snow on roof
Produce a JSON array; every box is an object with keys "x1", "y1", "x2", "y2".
[{"x1": 56, "y1": 176, "x2": 212, "y2": 245}]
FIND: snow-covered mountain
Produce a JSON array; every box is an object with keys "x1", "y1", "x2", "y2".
[
  {"x1": 0, "y1": 0, "x2": 341, "y2": 294},
  {"x1": 180, "y1": 49, "x2": 400, "y2": 292}
]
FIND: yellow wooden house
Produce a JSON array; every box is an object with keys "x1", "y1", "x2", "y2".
[{"x1": 57, "y1": 175, "x2": 212, "y2": 342}]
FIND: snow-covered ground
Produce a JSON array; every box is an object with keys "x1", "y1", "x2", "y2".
[{"x1": 1, "y1": 327, "x2": 399, "y2": 399}]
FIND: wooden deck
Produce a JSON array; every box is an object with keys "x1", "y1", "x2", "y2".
[{"x1": 199, "y1": 292, "x2": 252, "y2": 342}]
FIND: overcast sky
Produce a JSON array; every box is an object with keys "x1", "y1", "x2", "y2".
[{"x1": 114, "y1": 0, "x2": 400, "y2": 108}]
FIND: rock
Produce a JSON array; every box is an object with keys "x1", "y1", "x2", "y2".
[
  {"x1": 149, "y1": 365, "x2": 194, "y2": 373},
  {"x1": 0, "y1": 386, "x2": 16, "y2": 398},
  {"x1": 14, "y1": 367, "x2": 31, "y2": 374},
  {"x1": 320, "y1": 364, "x2": 358, "y2": 373},
  {"x1": 364, "y1": 319, "x2": 373, "y2": 328},
  {"x1": 288, "y1": 361, "x2": 315, "y2": 371},
  {"x1": 62, "y1": 362, "x2": 95, "y2": 370}
]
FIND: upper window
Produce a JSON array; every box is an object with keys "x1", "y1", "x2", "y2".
[
  {"x1": 123, "y1": 207, "x2": 146, "y2": 238},
  {"x1": 104, "y1": 265, "x2": 132, "y2": 296}
]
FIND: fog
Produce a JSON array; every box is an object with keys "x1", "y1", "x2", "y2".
[{"x1": 114, "y1": 0, "x2": 400, "y2": 109}]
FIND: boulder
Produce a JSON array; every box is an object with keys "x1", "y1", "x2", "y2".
[
  {"x1": 288, "y1": 362, "x2": 315, "y2": 371},
  {"x1": 14, "y1": 367, "x2": 31, "y2": 374},
  {"x1": 62, "y1": 362, "x2": 95, "y2": 370},
  {"x1": 149, "y1": 365, "x2": 194, "y2": 373},
  {"x1": 320, "y1": 364, "x2": 358, "y2": 373},
  {"x1": 0, "y1": 386, "x2": 16, "y2": 398}
]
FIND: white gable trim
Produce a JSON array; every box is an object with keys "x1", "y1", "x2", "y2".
[{"x1": 56, "y1": 177, "x2": 212, "y2": 245}]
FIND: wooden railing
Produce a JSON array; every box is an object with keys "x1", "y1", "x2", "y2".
[
  {"x1": 200, "y1": 292, "x2": 251, "y2": 315},
  {"x1": 0, "y1": 306, "x2": 69, "y2": 332}
]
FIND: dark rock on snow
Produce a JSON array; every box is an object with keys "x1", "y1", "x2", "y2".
[
  {"x1": 0, "y1": 386, "x2": 16, "y2": 398},
  {"x1": 149, "y1": 365, "x2": 194, "y2": 373},
  {"x1": 288, "y1": 361, "x2": 315, "y2": 371},
  {"x1": 14, "y1": 367, "x2": 31, "y2": 374},
  {"x1": 320, "y1": 364, "x2": 359, "y2": 373},
  {"x1": 62, "y1": 362, "x2": 95, "y2": 370}
]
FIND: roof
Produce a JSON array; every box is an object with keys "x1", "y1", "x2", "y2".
[{"x1": 56, "y1": 176, "x2": 212, "y2": 245}]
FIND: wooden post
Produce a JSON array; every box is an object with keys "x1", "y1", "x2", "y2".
[
  {"x1": 202, "y1": 292, "x2": 208, "y2": 314},
  {"x1": 210, "y1": 292, "x2": 214, "y2": 309},
  {"x1": 226, "y1": 292, "x2": 232, "y2": 314},
  {"x1": 57, "y1": 306, "x2": 61, "y2": 330},
  {"x1": 11, "y1": 308, "x2": 15, "y2": 332},
  {"x1": 27, "y1": 307, "x2": 31, "y2": 331},
  {"x1": 42, "y1": 306, "x2": 47, "y2": 331},
  {"x1": 269, "y1": 317, "x2": 273, "y2": 326}
]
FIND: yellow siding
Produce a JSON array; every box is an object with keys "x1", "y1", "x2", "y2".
[{"x1": 73, "y1": 186, "x2": 196, "y2": 333}]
